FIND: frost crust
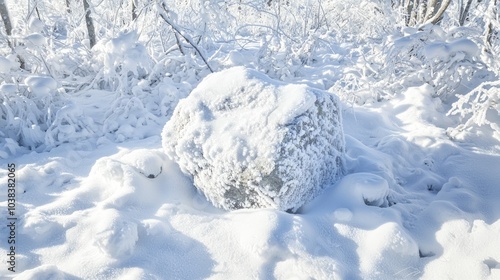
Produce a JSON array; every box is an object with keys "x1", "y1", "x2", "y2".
[{"x1": 162, "y1": 67, "x2": 345, "y2": 211}]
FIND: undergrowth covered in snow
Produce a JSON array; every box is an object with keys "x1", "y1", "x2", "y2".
[{"x1": 1, "y1": 0, "x2": 500, "y2": 279}]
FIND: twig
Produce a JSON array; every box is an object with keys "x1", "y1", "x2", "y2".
[{"x1": 157, "y1": 2, "x2": 213, "y2": 73}]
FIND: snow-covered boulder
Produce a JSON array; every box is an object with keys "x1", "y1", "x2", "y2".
[{"x1": 162, "y1": 67, "x2": 345, "y2": 212}]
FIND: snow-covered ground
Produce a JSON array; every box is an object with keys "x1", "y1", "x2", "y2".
[
  {"x1": 1, "y1": 80, "x2": 499, "y2": 279},
  {"x1": 1, "y1": 0, "x2": 500, "y2": 279}
]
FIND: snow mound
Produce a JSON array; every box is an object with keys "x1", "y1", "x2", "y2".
[
  {"x1": 421, "y1": 219, "x2": 500, "y2": 279},
  {"x1": 24, "y1": 76, "x2": 57, "y2": 95},
  {"x1": 336, "y1": 222, "x2": 419, "y2": 278},
  {"x1": 162, "y1": 66, "x2": 345, "y2": 211},
  {"x1": 0, "y1": 56, "x2": 14, "y2": 73},
  {"x1": 93, "y1": 209, "x2": 138, "y2": 258},
  {"x1": 21, "y1": 211, "x2": 62, "y2": 242},
  {"x1": 340, "y1": 173, "x2": 391, "y2": 207},
  {"x1": 28, "y1": 18, "x2": 45, "y2": 33},
  {"x1": 87, "y1": 155, "x2": 166, "y2": 208},
  {"x1": 423, "y1": 38, "x2": 479, "y2": 60},
  {"x1": 119, "y1": 149, "x2": 164, "y2": 178},
  {"x1": 13, "y1": 264, "x2": 74, "y2": 280},
  {"x1": 0, "y1": 83, "x2": 17, "y2": 93}
]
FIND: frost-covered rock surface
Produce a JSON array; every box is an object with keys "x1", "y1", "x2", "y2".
[{"x1": 162, "y1": 67, "x2": 345, "y2": 211}]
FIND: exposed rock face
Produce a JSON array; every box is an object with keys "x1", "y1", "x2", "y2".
[{"x1": 162, "y1": 67, "x2": 345, "y2": 212}]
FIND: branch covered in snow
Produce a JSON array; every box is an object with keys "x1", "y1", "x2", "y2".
[
  {"x1": 157, "y1": 1, "x2": 214, "y2": 73},
  {"x1": 447, "y1": 80, "x2": 500, "y2": 140}
]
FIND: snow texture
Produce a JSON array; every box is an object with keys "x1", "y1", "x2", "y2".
[
  {"x1": 93, "y1": 208, "x2": 139, "y2": 258},
  {"x1": 423, "y1": 38, "x2": 479, "y2": 60},
  {"x1": 13, "y1": 264, "x2": 75, "y2": 280},
  {"x1": 1, "y1": 1, "x2": 500, "y2": 279},
  {"x1": 24, "y1": 76, "x2": 57, "y2": 95},
  {"x1": 0, "y1": 56, "x2": 14, "y2": 74},
  {"x1": 162, "y1": 67, "x2": 345, "y2": 211},
  {"x1": 119, "y1": 148, "x2": 164, "y2": 178},
  {"x1": 24, "y1": 33, "x2": 47, "y2": 48}
]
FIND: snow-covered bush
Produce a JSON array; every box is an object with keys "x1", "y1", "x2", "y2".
[
  {"x1": 45, "y1": 103, "x2": 98, "y2": 149},
  {"x1": 447, "y1": 81, "x2": 500, "y2": 141},
  {"x1": 389, "y1": 26, "x2": 482, "y2": 100},
  {"x1": 333, "y1": 25, "x2": 484, "y2": 104},
  {"x1": 103, "y1": 96, "x2": 162, "y2": 142},
  {"x1": 162, "y1": 67, "x2": 346, "y2": 212},
  {"x1": 0, "y1": 76, "x2": 67, "y2": 152},
  {"x1": 92, "y1": 31, "x2": 153, "y2": 93}
]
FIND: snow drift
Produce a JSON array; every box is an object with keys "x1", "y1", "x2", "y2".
[{"x1": 162, "y1": 66, "x2": 345, "y2": 211}]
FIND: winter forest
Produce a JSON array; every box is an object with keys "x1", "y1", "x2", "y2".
[{"x1": 1, "y1": 0, "x2": 500, "y2": 279}]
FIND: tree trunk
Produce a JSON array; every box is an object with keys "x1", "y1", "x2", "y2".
[
  {"x1": 484, "y1": 0, "x2": 498, "y2": 52},
  {"x1": 0, "y1": 0, "x2": 25, "y2": 69},
  {"x1": 66, "y1": 0, "x2": 72, "y2": 13},
  {"x1": 403, "y1": 0, "x2": 452, "y2": 26},
  {"x1": 425, "y1": 0, "x2": 451, "y2": 25},
  {"x1": 459, "y1": 0, "x2": 474, "y2": 26},
  {"x1": 83, "y1": 0, "x2": 96, "y2": 48},
  {"x1": 0, "y1": 0, "x2": 13, "y2": 36},
  {"x1": 404, "y1": 0, "x2": 414, "y2": 26},
  {"x1": 132, "y1": 0, "x2": 137, "y2": 21}
]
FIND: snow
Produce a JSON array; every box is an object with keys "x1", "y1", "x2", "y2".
[
  {"x1": 92, "y1": 31, "x2": 153, "y2": 90},
  {"x1": 24, "y1": 33, "x2": 47, "y2": 48},
  {"x1": 162, "y1": 66, "x2": 345, "y2": 211},
  {"x1": 2, "y1": 86, "x2": 499, "y2": 278},
  {"x1": 424, "y1": 38, "x2": 479, "y2": 60},
  {"x1": 0, "y1": 56, "x2": 13, "y2": 74},
  {"x1": 24, "y1": 76, "x2": 58, "y2": 95},
  {"x1": 13, "y1": 264, "x2": 73, "y2": 280},
  {"x1": 93, "y1": 208, "x2": 139, "y2": 258},
  {"x1": 45, "y1": 103, "x2": 97, "y2": 148},
  {"x1": 103, "y1": 96, "x2": 162, "y2": 142},
  {"x1": 0, "y1": 83, "x2": 16, "y2": 93},
  {"x1": 28, "y1": 18, "x2": 44, "y2": 33},
  {"x1": 1, "y1": 1, "x2": 500, "y2": 279}
]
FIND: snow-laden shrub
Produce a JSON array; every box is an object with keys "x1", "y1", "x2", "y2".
[
  {"x1": 162, "y1": 67, "x2": 346, "y2": 212},
  {"x1": 153, "y1": 79, "x2": 191, "y2": 118},
  {"x1": 255, "y1": 32, "x2": 330, "y2": 80},
  {"x1": 447, "y1": 81, "x2": 500, "y2": 141},
  {"x1": 92, "y1": 31, "x2": 153, "y2": 93},
  {"x1": 0, "y1": 137, "x2": 22, "y2": 159},
  {"x1": 256, "y1": 35, "x2": 305, "y2": 80},
  {"x1": 0, "y1": 76, "x2": 66, "y2": 151},
  {"x1": 103, "y1": 96, "x2": 162, "y2": 142},
  {"x1": 152, "y1": 0, "x2": 397, "y2": 84},
  {"x1": 389, "y1": 26, "x2": 482, "y2": 100},
  {"x1": 423, "y1": 38, "x2": 480, "y2": 96},
  {"x1": 45, "y1": 103, "x2": 98, "y2": 149},
  {"x1": 333, "y1": 25, "x2": 484, "y2": 104}
]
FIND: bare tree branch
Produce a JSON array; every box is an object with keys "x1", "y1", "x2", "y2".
[{"x1": 157, "y1": 1, "x2": 214, "y2": 73}]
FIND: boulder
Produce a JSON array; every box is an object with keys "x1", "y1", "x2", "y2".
[{"x1": 162, "y1": 67, "x2": 345, "y2": 212}]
